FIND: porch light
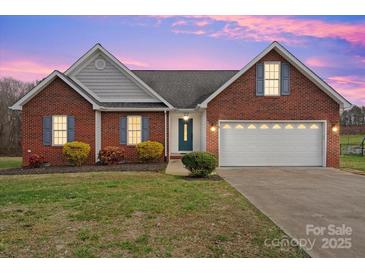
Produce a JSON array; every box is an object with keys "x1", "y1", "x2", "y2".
[
  {"x1": 183, "y1": 113, "x2": 189, "y2": 121},
  {"x1": 210, "y1": 125, "x2": 217, "y2": 132},
  {"x1": 332, "y1": 125, "x2": 339, "y2": 133}
]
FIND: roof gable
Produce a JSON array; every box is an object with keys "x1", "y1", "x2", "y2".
[
  {"x1": 65, "y1": 44, "x2": 174, "y2": 108},
  {"x1": 10, "y1": 71, "x2": 99, "y2": 110},
  {"x1": 200, "y1": 42, "x2": 351, "y2": 109}
]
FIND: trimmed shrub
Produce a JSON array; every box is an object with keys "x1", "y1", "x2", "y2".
[
  {"x1": 28, "y1": 154, "x2": 44, "y2": 168},
  {"x1": 136, "y1": 141, "x2": 164, "y2": 162},
  {"x1": 98, "y1": 146, "x2": 125, "y2": 165},
  {"x1": 63, "y1": 141, "x2": 91, "y2": 166},
  {"x1": 182, "y1": 152, "x2": 217, "y2": 177}
]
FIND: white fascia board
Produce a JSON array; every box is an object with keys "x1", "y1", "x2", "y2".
[
  {"x1": 200, "y1": 43, "x2": 276, "y2": 108},
  {"x1": 200, "y1": 41, "x2": 351, "y2": 109},
  {"x1": 9, "y1": 71, "x2": 100, "y2": 110},
  {"x1": 274, "y1": 43, "x2": 352, "y2": 109},
  {"x1": 99, "y1": 107, "x2": 169, "y2": 112},
  {"x1": 64, "y1": 44, "x2": 174, "y2": 109}
]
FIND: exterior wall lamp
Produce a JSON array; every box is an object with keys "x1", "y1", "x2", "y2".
[
  {"x1": 210, "y1": 125, "x2": 217, "y2": 132},
  {"x1": 332, "y1": 125, "x2": 339, "y2": 133},
  {"x1": 183, "y1": 113, "x2": 189, "y2": 121}
]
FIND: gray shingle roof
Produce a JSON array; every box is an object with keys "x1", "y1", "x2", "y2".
[
  {"x1": 133, "y1": 70, "x2": 238, "y2": 108},
  {"x1": 65, "y1": 71, "x2": 239, "y2": 109}
]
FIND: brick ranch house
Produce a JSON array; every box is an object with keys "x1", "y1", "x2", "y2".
[{"x1": 11, "y1": 42, "x2": 351, "y2": 167}]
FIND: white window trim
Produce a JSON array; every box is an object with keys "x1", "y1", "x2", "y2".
[
  {"x1": 264, "y1": 61, "x2": 281, "y2": 96},
  {"x1": 52, "y1": 115, "x2": 68, "y2": 146},
  {"x1": 127, "y1": 115, "x2": 142, "y2": 146}
]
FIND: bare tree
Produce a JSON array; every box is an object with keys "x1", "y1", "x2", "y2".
[
  {"x1": 0, "y1": 77, "x2": 35, "y2": 155},
  {"x1": 341, "y1": 105, "x2": 365, "y2": 126}
]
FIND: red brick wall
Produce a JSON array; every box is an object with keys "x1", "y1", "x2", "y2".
[
  {"x1": 22, "y1": 77, "x2": 96, "y2": 166},
  {"x1": 101, "y1": 111, "x2": 167, "y2": 162},
  {"x1": 206, "y1": 49, "x2": 340, "y2": 167}
]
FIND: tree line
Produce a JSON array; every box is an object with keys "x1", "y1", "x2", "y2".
[
  {"x1": 0, "y1": 77, "x2": 35, "y2": 155},
  {"x1": 341, "y1": 105, "x2": 365, "y2": 126}
]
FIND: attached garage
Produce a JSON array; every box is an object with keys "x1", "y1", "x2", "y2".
[{"x1": 219, "y1": 121, "x2": 326, "y2": 167}]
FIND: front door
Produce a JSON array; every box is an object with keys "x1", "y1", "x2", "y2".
[{"x1": 178, "y1": 118, "x2": 193, "y2": 151}]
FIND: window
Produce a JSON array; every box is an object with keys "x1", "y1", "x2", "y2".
[
  {"x1": 53, "y1": 115, "x2": 67, "y2": 145},
  {"x1": 127, "y1": 116, "x2": 142, "y2": 145},
  {"x1": 264, "y1": 62, "x2": 280, "y2": 96},
  {"x1": 183, "y1": 123, "x2": 188, "y2": 141}
]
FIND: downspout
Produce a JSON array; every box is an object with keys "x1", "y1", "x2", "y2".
[{"x1": 164, "y1": 110, "x2": 167, "y2": 161}]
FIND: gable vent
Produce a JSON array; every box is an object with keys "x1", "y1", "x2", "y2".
[{"x1": 95, "y1": 58, "x2": 106, "y2": 70}]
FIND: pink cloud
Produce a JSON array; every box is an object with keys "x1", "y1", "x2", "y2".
[
  {"x1": 115, "y1": 55, "x2": 150, "y2": 68},
  {"x1": 165, "y1": 16, "x2": 365, "y2": 47},
  {"x1": 195, "y1": 20, "x2": 210, "y2": 27},
  {"x1": 0, "y1": 59, "x2": 68, "y2": 82},
  {"x1": 328, "y1": 75, "x2": 365, "y2": 106},
  {"x1": 305, "y1": 57, "x2": 330, "y2": 68},
  {"x1": 171, "y1": 20, "x2": 188, "y2": 27},
  {"x1": 172, "y1": 29, "x2": 207, "y2": 36}
]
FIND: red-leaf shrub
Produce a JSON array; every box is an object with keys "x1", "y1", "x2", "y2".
[
  {"x1": 98, "y1": 146, "x2": 125, "y2": 165},
  {"x1": 28, "y1": 154, "x2": 44, "y2": 168}
]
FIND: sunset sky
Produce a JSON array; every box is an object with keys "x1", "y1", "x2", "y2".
[{"x1": 0, "y1": 15, "x2": 364, "y2": 106}]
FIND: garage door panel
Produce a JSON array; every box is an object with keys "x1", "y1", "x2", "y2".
[{"x1": 219, "y1": 122, "x2": 324, "y2": 166}]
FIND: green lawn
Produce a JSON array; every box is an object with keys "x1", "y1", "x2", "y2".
[
  {"x1": 340, "y1": 134, "x2": 365, "y2": 145},
  {"x1": 0, "y1": 171, "x2": 306, "y2": 258},
  {"x1": 0, "y1": 157, "x2": 22, "y2": 169},
  {"x1": 340, "y1": 155, "x2": 365, "y2": 172}
]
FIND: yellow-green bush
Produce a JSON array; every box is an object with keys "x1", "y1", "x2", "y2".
[
  {"x1": 136, "y1": 141, "x2": 164, "y2": 162},
  {"x1": 63, "y1": 141, "x2": 91, "y2": 166}
]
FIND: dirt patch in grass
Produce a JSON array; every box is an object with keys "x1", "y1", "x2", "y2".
[
  {"x1": 0, "y1": 162, "x2": 166, "y2": 176},
  {"x1": 0, "y1": 172, "x2": 307, "y2": 258}
]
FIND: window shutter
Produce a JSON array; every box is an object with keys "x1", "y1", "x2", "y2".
[
  {"x1": 120, "y1": 117, "x2": 127, "y2": 144},
  {"x1": 67, "y1": 116, "x2": 75, "y2": 142},
  {"x1": 142, "y1": 116, "x2": 150, "y2": 141},
  {"x1": 256, "y1": 63, "x2": 264, "y2": 96},
  {"x1": 43, "y1": 116, "x2": 52, "y2": 146},
  {"x1": 281, "y1": 62, "x2": 290, "y2": 95}
]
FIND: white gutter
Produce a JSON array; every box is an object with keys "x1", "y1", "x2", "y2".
[{"x1": 97, "y1": 107, "x2": 170, "y2": 112}]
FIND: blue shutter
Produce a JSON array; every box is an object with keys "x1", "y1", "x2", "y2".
[
  {"x1": 256, "y1": 63, "x2": 264, "y2": 96},
  {"x1": 43, "y1": 116, "x2": 52, "y2": 146},
  {"x1": 142, "y1": 117, "x2": 150, "y2": 141},
  {"x1": 67, "y1": 116, "x2": 75, "y2": 142},
  {"x1": 281, "y1": 62, "x2": 290, "y2": 95},
  {"x1": 120, "y1": 117, "x2": 127, "y2": 144}
]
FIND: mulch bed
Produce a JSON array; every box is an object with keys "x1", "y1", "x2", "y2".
[{"x1": 0, "y1": 162, "x2": 167, "y2": 176}]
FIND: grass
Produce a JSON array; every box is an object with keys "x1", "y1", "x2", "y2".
[
  {"x1": 0, "y1": 157, "x2": 22, "y2": 169},
  {"x1": 0, "y1": 171, "x2": 306, "y2": 258},
  {"x1": 340, "y1": 134, "x2": 365, "y2": 145},
  {"x1": 340, "y1": 155, "x2": 365, "y2": 172}
]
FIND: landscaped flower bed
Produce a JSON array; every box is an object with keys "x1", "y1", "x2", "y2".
[{"x1": 0, "y1": 162, "x2": 167, "y2": 176}]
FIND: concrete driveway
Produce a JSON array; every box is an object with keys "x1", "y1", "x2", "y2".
[{"x1": 217, "y1": 167, "x2": 365, "y2": 257}]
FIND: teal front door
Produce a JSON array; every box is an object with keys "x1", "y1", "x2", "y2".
[{"x1": 178, "y1": 118, "x2": 193, "y2": 151}]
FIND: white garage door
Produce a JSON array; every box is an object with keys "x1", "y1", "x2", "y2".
[{"x1": 219, "y1": 121, "x2": 325, "y2": 166}]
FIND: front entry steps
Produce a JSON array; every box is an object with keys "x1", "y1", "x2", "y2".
[
  {"x1": 166, "y1": 159, "x2": 190, "y2": 176},
  {"x1": 169, "y1": 153, "x2": 188, "y2": 160}
]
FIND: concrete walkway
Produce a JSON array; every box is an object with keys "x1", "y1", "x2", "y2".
[
  {"x1": 218, "y1": 167, "x2": 365, "y2": 258},
  {"x1": 165, "y1": 159, "x2": 190, "y2": 176}
]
